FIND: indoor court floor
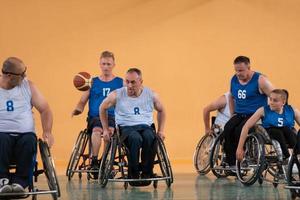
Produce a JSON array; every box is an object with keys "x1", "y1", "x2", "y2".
[{"x1": 33, "y1": 173, "x2": 293, "y2": 200}]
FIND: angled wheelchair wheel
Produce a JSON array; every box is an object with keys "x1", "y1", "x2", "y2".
[
  {"x1": 236, "y1": 133, "x2": 264, "y2": 186},
  {"x1": 39, "y1": 139, "x2": 61, "y2": 200},
  {"x1": 209, "y1": 133, "x2": 228, "y2": 178},
  {"x1": 287, "y1": 153, "x2": 300, "y2": 198},
  {"x1": 66, "y1": 129, "x2": 89, "y2": 180},
  {"x1": 193, "y1": 134, "x2": 214, "y2": 175},
  {"x1": 157, "y1": 136, "x2": 173, "y2": 187},
  {"x1": 98, "y1": 136, "x2": 116, "y2": 188}
]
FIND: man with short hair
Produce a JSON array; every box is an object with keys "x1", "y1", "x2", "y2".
[
  {"x1": 223, "y1": 56, "x2": 274, "y2": 168},
  {"x1": 72, "y1": 51, "x2": 123, "y2": 176},
  {"x1": 100, "y1": 68, "x2": 166, "y2": 185},
  {"x1": 0, "y1": 57, "x2": 54, "y2": 193}
]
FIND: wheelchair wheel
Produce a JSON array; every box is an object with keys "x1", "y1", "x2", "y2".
[
  {"x1": 236, "y1": 133, "x2": 264, "y2": 186},
  {"x1": 66, "y1": 130, "x2": 89, "y2": 180},
  {"x1": 157, "y1": 136, "x2": 173, "y2": 187},
  {"x1": 287, "y1": 153, "x2": 300, "y2": 198},
  {"x1": 39, "y1": 139, "x2": 61, "y2": 200},
  {"x1": 209, "y1": 133, "x2": 228, "y2": 178},
  {"x1": 193, "y1": 134, "x2": 214, "y2": 175},
  {"x1": 99, "y1": 137, "x2": 116, "y2": 188}
]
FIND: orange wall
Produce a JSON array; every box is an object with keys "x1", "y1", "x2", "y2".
[{"x1": 1, "y1": 0, "x2": 300, "y2": 174}]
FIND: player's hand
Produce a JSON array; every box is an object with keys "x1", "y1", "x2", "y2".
[
  {"x1": 157, "y1": 132, "x2": 165, "y2": 140},
  {"x1": 236, "y1": 147, "x2": 244, "y2": 161},
  {"x1": 43, "y1": 132, "x2": 54, "y2": 148},
  {"x1": 205, "y1": 128, "x2": 213, "y2": 135},
  {"x1": 103, "y1": 129, "x2": 111, "y2": 142},
  {"x1": 71, "y1": 109, "x2": 82, "y2": 117}
]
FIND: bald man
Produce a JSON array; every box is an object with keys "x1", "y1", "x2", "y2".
[{"x1": 0, "y1": 57, "x2": 53, "y2": 193}]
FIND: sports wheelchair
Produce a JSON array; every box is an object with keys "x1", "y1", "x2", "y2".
[
  {"x1": 193, "y1": 117, "x2": 222, "y2": 175},
  {"x1": 0, "y1": 139, "x2": 60, "y2": 200},
  {"x1": 285, "y1": 131, "x2": 300, "y2": 199},
  {"x1": 66, "y1": 128, "x2": 102, "y2": 181},
  {"x1": 236, "y1": 125, "x2": 293, "y2": 187},
  {"x1": 98, "y1": 125, "x2": 173, "y2": 189}
]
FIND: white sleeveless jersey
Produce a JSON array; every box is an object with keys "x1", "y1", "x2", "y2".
[
  {"x1": 115, "y1": 87, "x2": 154, "y2": 126},
  {"x1": 214, "y1": 92, "x2": 231, "y2": 129},
  {"x1": 0, "y1": 78, "x2": 35, "y2": 133}
]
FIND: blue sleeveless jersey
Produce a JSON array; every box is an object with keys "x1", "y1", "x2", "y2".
[
  {"x1": 88, "y1": 77, "x2": 123, "y2": 117},
  {"x1": 262, "y1": 105, "x2": 295, "y2": 129},
  {"x1": 231, "y1": 72, "x2": 267, "y2": 115}
]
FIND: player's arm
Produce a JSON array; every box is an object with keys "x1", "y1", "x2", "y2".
[
  {"x1": 293, "y1": 107, "x2": 300, "y2": 126},
  {"x1": 72, "y1": 90, "x2": 90, "y2": 116},
  {"x1": 99, "y1": 91, "x2": 117, "y2": 141},
  {"x1": 153, "y1": 92, "x2": 166, "y2": 140},
  {"x1": 203, "y1": 94, "x2": 226, "y2": 135},
  {"x1": 236, "y1": 107, "x2": 264, "y2": 161},
  {"x1": 259, "y1": 75, "x2": 274, "y2": 96},
  {"x1": 29, "y1": 80, "x2": 54, "y2": 147}
]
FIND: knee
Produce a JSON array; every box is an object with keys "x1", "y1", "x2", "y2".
[
  {"x1": 128, "y1": 133, "x2": 142, "y2": 145},
  {"x1": 92, "y1": 128, "x2": 103, "y2": 137}
]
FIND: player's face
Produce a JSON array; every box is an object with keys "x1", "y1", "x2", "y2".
[
  {"x1": 5, "y1": 66, "x2": 27, "y2": 87},
  {"x1": 269, "y1": 93, "x2": 285, "y2": 111},
  {"x1": 99, "y1": 57, "x2": 115, "y2": 76},
  {"x1": 125, "y1": 72, "x2": 142, "y2": 96},
  {"x1": 234, "y1": 63, "x2": 250, "y2": 81}
]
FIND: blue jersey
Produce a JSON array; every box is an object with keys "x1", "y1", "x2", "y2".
[
  {"x1": 231, "y1": 72, "x2": 267, "y2": 115},
  {"x1": 88, "y1": 77, "x2": 123, "y2": 117},
  {"x1": 262, "y1": 105, "x2": 295, "y2": 129}
]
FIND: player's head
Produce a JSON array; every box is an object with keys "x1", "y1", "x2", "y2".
[
  {"x1": 125, "y1": 68, "x2": 143, "y2": 96},
  {"x1": 99, "y1": 51, "x2": 115, "y2": 76},
  {"x1": 269, "y1": 89, "x2": 288, "y2": 111},
  {"x1": 2, "y1": 57, "x2": 27, "y2": 87},
  {"x1": 233, "y1": 56, "x2": 251, "y2": 81}
]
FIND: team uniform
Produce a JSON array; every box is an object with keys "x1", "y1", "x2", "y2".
[
  {"x1": 115, "y1": 87, "x2": 156, "y2": 179},
  {"x1": 262, "y1": 105, "x2": 297, "y2": 158},
  {"x1": 214, "y1": 92, "x2": 231, "y2": 129},
  {"x1": 87, "y1": 76, "x2": 123, "y2": 132},
  {"x1": 223, "y1": 72, "x2": 268, "y2": 166},
  {"x1": 0, "y1": 78, "x2": 37, "y2": 188}
]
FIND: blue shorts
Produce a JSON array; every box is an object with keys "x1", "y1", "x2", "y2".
[{"x1": 87, "y1": 116, "x2": 115, "y2": 133}]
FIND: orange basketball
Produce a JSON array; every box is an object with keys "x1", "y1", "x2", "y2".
[{"x1": 73, "y1": 72, "x2": 92, "y2": 91}]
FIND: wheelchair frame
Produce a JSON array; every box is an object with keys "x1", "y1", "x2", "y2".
[
  {"x1": 236, "y1": 125, "x2": 290, "y2": 187},
  {"x1": 66, "y1": 129, "x2": 101, "y2": 181},
  {"x1": 0, "y1": 139, "x2": 60, "y2": 200},
  {"x1": 98, "y1": 126, "x2": 173, "y2": 189}
]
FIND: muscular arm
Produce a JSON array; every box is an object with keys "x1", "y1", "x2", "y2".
[
  {"x1": 203, "y1": 94, "x2": 226, "y2": 134},
  {"x1": 236, "y1": 107, "x2": 264, "y2": 161},
  {"x1": 29, "y1": 80, "x2": 54, "y2": 147},
  {"x1": 259, "y1": 75, "x2": 274, "y2": 96},
  {"x1": 99, "y1": 91, "x2": 117, "y2": 140},
  {"x1": 293, "y1": 107, "x2": 300, "y2": 126},
  {"x1": 72, "y1": 90, "x2": 90, "y2": 116},
  {"x1": 153, "y1": 92, "x2": 166, "y2": 140}
]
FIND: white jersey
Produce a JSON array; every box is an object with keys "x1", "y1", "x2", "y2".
[
  {"x1": 214, "y1": 92, "x2": 231, "y2": 129},
  {"x1": 115, "y1": 87, "x2": 154, "y2": 126},
  {"x1": 0, "y1": 78, "x2": 35, "y2": 133}
]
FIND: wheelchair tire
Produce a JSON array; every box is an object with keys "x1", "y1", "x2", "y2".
[
  {"x1": 193, "y1": 134, "x2": 214, "y2": 175},
  {"x1": 287, "y1": 153, "x2": 300, "y2": 198},
  {"x1": 67, "y1": 130, "x2": 89, "y2": 180},
  {"x1": 157, "y1": 136, "x2": 173, "y2": 187},
  {"x1": 236, "y1": 133, "x2": 265, "y2": 186},
  {"x1": 39, "y1": 139, "x2": 61, "y2": 200},
  {"x1": 209, "y1": 133, "x2": 228, "y2": 178},
  {"x1": 99, "y1": 137, "x2": 116, "y2": 188}
]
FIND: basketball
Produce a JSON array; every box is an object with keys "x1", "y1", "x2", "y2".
[{"x1": 73, "y1": 72, "x2": 92, "y2": 91}]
